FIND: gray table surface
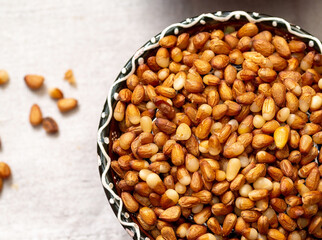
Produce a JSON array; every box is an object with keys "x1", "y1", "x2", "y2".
[{"x1": 0, "y1": 0, "x2": 321, "y2": 239}]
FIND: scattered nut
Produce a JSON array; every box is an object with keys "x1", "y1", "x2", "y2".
[
  {"x1": 57, "y1": 98, "x2": 78, "y2": 112},
  {"x1": 42, "y1": 117, "x2": 58, "y2": 134},
  {"x1": 29, "y1": 104, "x2": 43, "y2": 126},
  {"x1": 24, "y1": 74, "x2": 44, "y2": 90},
  {"x1": 64, "y1": 69, "x2": 76, "y2": 85},
  {"x1": 48, "y1": 88, "x2": 64, "y2": 99},
  {"x1": 0, "y1": 162, "x2": 11, "y2": 178},
  {"x1": 0, "y1": 70, "x2": 9, "y2": 85}
]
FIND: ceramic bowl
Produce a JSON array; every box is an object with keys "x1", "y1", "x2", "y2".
[{"x1": 97, "y1": 11, "x2": 322, "y2": 240}]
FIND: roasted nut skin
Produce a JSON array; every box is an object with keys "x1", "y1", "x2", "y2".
[
  {"x1": 42, "y1": 117, "x2": 58, "y2": 134},
  {"x1": 48, "y1": 88, "x2": 64, "y2": 99}
]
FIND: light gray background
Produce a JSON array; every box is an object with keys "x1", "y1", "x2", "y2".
[{"x1": 0, "y1": 0, "x2": 321, "y2": 239}]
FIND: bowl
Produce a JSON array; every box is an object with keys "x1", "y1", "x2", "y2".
[{"x1": 97, "y1": 11, "x2": 322, "y2": 240}]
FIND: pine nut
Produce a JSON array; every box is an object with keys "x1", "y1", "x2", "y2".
[
  {"x1": 238, "y1": 154, "x2": 250, "y2": 168},
  {"x1": 185, "y1": 154, "x2": 199, "y2": 172},
  {"x1": 226, "y1": 158, "x2": 241, "y2": 181},
  {"x1": 253, "y1": 177, "x2": 273, "y2": 191},
  {"x1": 276, "y1": 107, "x2": 290, "y2": 122},
  {"x1": 310, "y1": 95, "x2": 322, "y2": 111},
  {"x1": 175, "y1": 123, "x2": 191, "y2": 140},
  {"x1": 176, "y1": 223, "x2": 190, "y2": 238},
  {"x1": 175, "y1": 182, "x2": 186, "y2": 194},
  {"x1": 192, "y1": 203, "x2": 204, "y2": 214},
  {"x1": 239, "y1": 184, "x2": 253, "y2": 197},
  {"x1": 140, "y1": 116, "x2": 152, "y2": 133},
  {"x1": 119, "y1": 132, "x2": 136, "y2": 150},
  {"x1": 243, "y1": 228, "x2": 258, "y2": 240},
  {"x1": 156, "y1": 48, "x2": 170, "y2": 68},
  {"x1": 253, "y1": 115, "x2": 266, "y2": 128},
  {"x1": 146, "y1": 173, "x2": 166, "y2": 194},
  {"x1": 199, "y1": 140, "x2": 209, "y2": 153},
  {"x1": 262, "y1": 97, "x2": 276, "y2": 121},
  {"x1": 177, "y1": 167, "x2": 191, "y2": 185}
]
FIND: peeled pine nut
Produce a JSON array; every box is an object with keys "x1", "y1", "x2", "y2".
[
  {"x1": 175, "y1": 182, "x2": 186, "y2": 194},
  {"x1": 310, "y1": 95, "x2": 322, "y2": 110},
  {"x1": 276, "y1": 107, "x2": 290, "y2": 122},
  {"x1": 253, "y1": 177, "x2": 273, "y2": 191},
  {"x1": 175, "y1": 123, "x2": 191, "y2": 140},
  {"x1": 239, "y1": 184, "x2": 253, "y2": 197},
  {"x1": 146, "y1": 173, "x2": 166, "y2": 194},
  {"x1": 114, "y1": 101, "x2": 126, "y2": 121},
  {"x1": 253, "y1": 115, "x2": 266, "y2": 128},
  {"x1": 140, "y1": 116, "x2": 152, "y2": 133},
  {"x1": 156, "y1": 48, "x2": 170, "y2": 68},
  {"x1": 161, "y1": 189, "x2": 179, "y2": 208},
  {"x1": 173, "y1": 71, "x2": 186, "y2": 90},
  {"x1": 226, "y1": 158, "x2": 241, "y2": 181},
  {"x1": 185, "y1": 154, "x2": 200, "y2": 173},
  {"x1": 139, "y1": 169, "x2": 153, "y2": 181},
  {"x1": 319, "y1": 78, "x2": 322, "y2": 89},
  {"x1": 126, "y1": 104, "x2": 140, "y2": 125},
  {"x1": 262, "y1": 97, "x2": 276, "y2": 121},
  {"x1": 192, "y1": 203, "x2": 204, "y2": 214},
  {"x1": 177, "y1": 167, "x2": 191, "y2": 185}
]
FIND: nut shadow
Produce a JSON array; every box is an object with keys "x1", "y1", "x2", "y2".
[
  {"x1": 27, "y1": 83, "x2": 48, "y2": 98},
  {"x1": 59, "y1": 105, "x2": 80, "y2": 117}
]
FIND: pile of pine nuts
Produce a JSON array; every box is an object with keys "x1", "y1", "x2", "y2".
[{"x1": 111, "y1": 22, "x2": 322, "y2": 240}]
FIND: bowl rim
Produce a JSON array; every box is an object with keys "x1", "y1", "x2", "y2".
[{"x1": 97, "y1": 10, "x2": 322, "y2": 240}]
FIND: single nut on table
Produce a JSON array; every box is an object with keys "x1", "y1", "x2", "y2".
[
  {"x1": 48, "y1": 88, "x2": 64, "y2": 99},
  {"x1": 64, "y1": 69, "x2": 76, "y2": 85},
  {"x1": 0, "y1": 69, "x2": 9, "y2": 85},
  {"x1": 24, "y1": 74, "x2": 44, "y2": 90},
  {"x1": 42, "y1": 117, "x2": 58, "y2": 134},
  {"x1": 29, "y1": 104, "x2": 43, "y2": 126},
  {"x1": 0, "y1": 162, "x2": 11, "y2": 178},
  {"x1": 57, "y1": 98, "x2": 78, "y2": 112}
]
